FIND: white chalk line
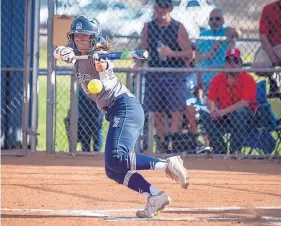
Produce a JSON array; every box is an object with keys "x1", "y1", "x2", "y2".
[
  {"x1": 2, "y1": 206, "x2": 281, "y2": 223},
  {"x1": 1, "y1": 208, "x2": 104, "y2": 217},
  {"x1": 106, "y1": 216, "x2": 281, "y2": 222},
  {"x1": 95, "y1": 206, "x2": 281, "y2": 213}
]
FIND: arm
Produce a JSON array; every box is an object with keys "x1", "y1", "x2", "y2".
[
  {"x1": 95, "y1": 60, "x2": 109, "y2": 72},
  {"x1": 206, "y1": 98, "x2": 216, "y2": 112},
  {"x1": 196, "y1": 49, "x2": 215, "y2": 61},
  {"x1": 226, "y1": 27, "x2": 239, "y2": 39},
  {"x1": 223, "y1": 100, "x2": 249, "y2": 114},
  {"x1": 161, "y1": 24, "x2": 193, "y2": 65},
  {"x1": 211, "y1": 99, "x2": 250, "y2": 120},
  {"x1": 260, "y1": 34, "x2": 280, "y2": 65},
  {"x1": 259, "y1": 5, "x2": 280, "y2": 65},
  {"x1": 226, "y1": 27, "x2": 239, "y2": 48},
  {"x1": 176, "y1": 24, "x2": 193, "y2": 61},
  {"x1": 206, "y1": 78, "x2": 218, "y2": 111},
  {"x1": 195, "y1": 40, "x2": 221, "y2": 62}
]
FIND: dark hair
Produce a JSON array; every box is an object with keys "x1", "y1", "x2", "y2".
[{"x1": 155, "y1": 0, "x2": 173, "y2": 7}]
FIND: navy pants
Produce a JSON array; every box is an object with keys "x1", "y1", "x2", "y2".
[{"x1": 104, "y1": 94, "x2": 150, "y2": 184}]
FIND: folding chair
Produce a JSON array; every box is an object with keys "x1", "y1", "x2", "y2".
[{"x1": 243, "y1": 80, "x2": 278, "y2": 156}]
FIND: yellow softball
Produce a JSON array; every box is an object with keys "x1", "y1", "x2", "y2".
[{"x1": 87, "y1": 79, "x2": 103, "y2": 94}]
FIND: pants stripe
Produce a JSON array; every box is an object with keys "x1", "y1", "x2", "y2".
[
  {"x1": 129, "y1": 152, "x2": 136, "y2": 171},
  {"x1": 123, "y1": 170, "x2": 136, "y2": 187}
]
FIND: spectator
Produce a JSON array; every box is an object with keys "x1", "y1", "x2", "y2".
[
  {"x1": 196, "y1": 8, "x2": 239, "y2": 92},
  {"x1": 77, "y1": 87, "x2": 103, "y2": 152},
  {"x1": 184, "y1": 40, "x2": 204, "y2": 134},
  {"x1": 139, "y1": 0, "x2": 193, "y2": 153},
  {"x1": 182, "y1": 40, "x2": 210, "y2": 153},
  {"x1": 252, "y1": 0, "x2": 281, "y2": 95},
  {"x1": 200, "y1": 48, "x2": 257, "y2": 155}
]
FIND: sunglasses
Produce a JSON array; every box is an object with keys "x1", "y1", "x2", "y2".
[
  {"x1": 226, "y1": 56, "x2": 240, "y2": 64},
  {"x1": 209, "y1": 17, "x2": 221, "y2": 21}
]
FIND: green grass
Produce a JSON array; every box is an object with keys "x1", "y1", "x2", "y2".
[{"x1": 38, "y1": 47, "x2": 281, "y2": 154}]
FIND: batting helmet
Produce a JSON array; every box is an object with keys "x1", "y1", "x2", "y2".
[{"x1": 68, "y1": 15, "x2": 104, "y2": 51}]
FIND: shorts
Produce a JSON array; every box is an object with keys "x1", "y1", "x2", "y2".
[
  {"x1": 143, "y1": 72, "x2": 187, "y2": 112},
  {"x1": 253, "y1": 45, "x2": 281, "y2": 67}
]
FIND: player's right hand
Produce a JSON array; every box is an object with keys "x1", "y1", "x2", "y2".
[{"x1": 60, "y1": 47, "x2": 75, "y2": 63}]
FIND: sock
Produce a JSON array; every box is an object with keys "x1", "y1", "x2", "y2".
[
  {"x1": 123, "y1": 171, "x2": 161, "y2": 197},
  {"x1": 154, "y1": 161, "x2": 168, "y2": 170},
  {"x1": 129, "y1": 152, "x2": 167, "y2": 171}
]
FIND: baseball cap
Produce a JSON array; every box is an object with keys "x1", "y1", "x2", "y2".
[
  {"x1": 226, "y1": 48, "x2": 241, "y2": 59},
  {"x1": 155, "y1": 0, "x2": 173, "y2": 8}
]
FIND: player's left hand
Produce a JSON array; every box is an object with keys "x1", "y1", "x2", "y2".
[
  {"x1": 92, "y1": 52, "x2": 108, "y2": 72},
  {"x1": 160, "y1": 46, "x2": 174, "y2": 57},
  {"x1": 211, "y1": 109, "x2": 226, "y2": 120}
]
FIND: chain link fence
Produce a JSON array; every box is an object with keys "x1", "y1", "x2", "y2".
[
  {"x1": 1, "y1": 0, "x2": 30, "y2": 153},
  {"x1": 43, "y1": 0, "x2": 281, "y2": 157}
]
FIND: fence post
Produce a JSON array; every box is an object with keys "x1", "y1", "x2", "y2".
[
  {"x1": 46, "y1": 0, "x2": 55, "y2": 154},
  {"x1": 22, "y1": 0, "x2": 32, "y2": 155},
  {"x1": 147, "y1": 112, "x2": 154, "y2": 153},
  {"x1": 70, "y1": 72, "x2": 78, "y2": 154},
  {"x1": 30, "y1": 0, "x2": 40, "y2": 152}
]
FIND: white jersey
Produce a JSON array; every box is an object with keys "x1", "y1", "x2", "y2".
[{"x1": 74, "y1": 58, "x2": 130, "y2": 112}]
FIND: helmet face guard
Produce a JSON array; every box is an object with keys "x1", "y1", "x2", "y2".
[{"x1": 68, "y1": 16, "x2": 103, "y2": 52}]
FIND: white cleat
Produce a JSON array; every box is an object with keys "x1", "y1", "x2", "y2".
[
  {"x1": 136, "y1": 192, "x2": 171, "y2": 218},
  {"x1": 165, "y1": 156, "x2": 189, "y2": 189}
]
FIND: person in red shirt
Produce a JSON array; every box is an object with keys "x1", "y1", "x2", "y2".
[
  {"x1": 252, "y1": 0, "x2": 281, "y2": 95},
  {"x1": 200, "y1": 48, "x2": 257, "y2": 155}
]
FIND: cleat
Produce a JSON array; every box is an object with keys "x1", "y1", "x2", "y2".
[
  {"x1": 165, "y1": 156, "x2": 189, "y2": 189},
  {"x1": 136, "y1": 192, "x2": 171, "y2": 218}
]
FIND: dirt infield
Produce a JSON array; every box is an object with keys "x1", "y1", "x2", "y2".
[{"x1": 2, "y1": 153, "x2": 281, "y2": 226}]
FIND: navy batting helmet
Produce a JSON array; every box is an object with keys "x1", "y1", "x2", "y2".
[{"x1": 68, "y1": 15, "x2": 104, "y2": 51}]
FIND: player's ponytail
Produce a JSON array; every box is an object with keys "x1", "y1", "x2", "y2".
[{"x1": 95, "y1": 37, "x2": 111, "y2": 51}]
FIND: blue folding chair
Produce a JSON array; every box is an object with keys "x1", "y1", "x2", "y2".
[{"x1": 243, "y1": 80, "x2": 277, "y2": 155}]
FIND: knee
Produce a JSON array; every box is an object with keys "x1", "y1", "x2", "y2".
[
  {"x1": 105, "y1": 166, "x2": 124, "y2": 184},
  {"x1": 154, "y1": 112, "x2": 164, "y2": 121},
  {"x1": 186, "y1": 105, "x2": 196, "y2": 117},
  {"x1": 231, "y1": 108, "x2": 252, "y2": 124},
  {"x1": 233, "y1": 108, "x2": 250, "y2": 118},
  {"x1": 252, "y1": 63, "x2": 273, "y2": 77},
  {"x1": 105, "y1": 152, "x2": 127, "y2": 176}
]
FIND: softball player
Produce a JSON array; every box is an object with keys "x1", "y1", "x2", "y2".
[{"x1": 54, "y1": 15, "x2": 188, "y2": 218}]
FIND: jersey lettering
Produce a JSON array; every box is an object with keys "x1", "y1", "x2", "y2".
[{"x1": 76, "y1": 73, "x2": 92, "y2": 83}]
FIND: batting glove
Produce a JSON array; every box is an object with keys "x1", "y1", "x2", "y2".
[
  {"x1": 60, "y1": 47, "x2": 75, "y2": 63},
  {"x1": 92, "y1": 52, "x2": 101, "y2": 61}
]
